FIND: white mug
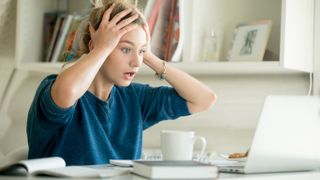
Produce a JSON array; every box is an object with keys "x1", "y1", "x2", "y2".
[{"x1": 160, "y1": 130, "x2": 207, "y2": 161}]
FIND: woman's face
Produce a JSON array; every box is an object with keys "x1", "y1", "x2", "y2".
[{"x1": 99, "y1": 26, "x2": 147, "y2": 86}]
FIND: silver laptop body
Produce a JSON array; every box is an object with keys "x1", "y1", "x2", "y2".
[{"x1": 220, "y1": 95, "x2": 320, "y2": 174}]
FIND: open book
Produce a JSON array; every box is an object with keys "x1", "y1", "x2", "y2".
[{"x1": 0, "y1": 157, "x2": 130, "y2": 178}]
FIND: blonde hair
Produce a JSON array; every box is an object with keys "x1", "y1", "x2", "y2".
[{"x1": 70, "y1": 0, "x2": 143, "y2": 60}]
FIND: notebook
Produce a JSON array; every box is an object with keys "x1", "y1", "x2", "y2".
[
  {"x1": 0, "y1": 157, "x2": 129, "y2": 177},
  {"x1": 219, "y1": 95, "x2": 320, "y2": 174}
]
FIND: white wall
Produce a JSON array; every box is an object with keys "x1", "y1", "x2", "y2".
[
  {"x1": 139, "y1": 73, "x2": 308, "y2": 153},
  {"x1": 0, "y1": 71, "x2": 308, "y2": 155},
  {"x1": 186, "y1": 0, "x2": 281, "y2": 61},
  {"x1": 0, "y1": 0, "x2": 17, "y2": 157},
  {"x1": 314, "y1": 0, "x2": 320, "y2": 95},
  {"x1": 0, "y1": 0, "x2": 15, "y2": 102}
]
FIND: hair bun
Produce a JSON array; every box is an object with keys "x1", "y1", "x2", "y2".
[{"x1": 90, "y1": 0, "x2": 104, "y2": 8}]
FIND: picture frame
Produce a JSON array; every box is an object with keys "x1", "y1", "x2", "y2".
[{"x1": 228, "y1": 20, "x2": 272, "y2": 61}]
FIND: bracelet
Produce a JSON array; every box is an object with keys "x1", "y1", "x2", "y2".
[{"x1": 155, "y1": 61, "x2": 167, "y2": 80}]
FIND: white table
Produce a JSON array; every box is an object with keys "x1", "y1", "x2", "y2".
[{"x1": 0, "y1": 171, "x2": 320, "y2": 180}]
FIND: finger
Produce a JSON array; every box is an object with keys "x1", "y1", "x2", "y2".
[
  {"x1": 110, "y1": 8, "x2": 133, "y2": 25},
  {"x1": 118, "y1": 24, "x2": 138, "y2": 37},
  {"x1": 116, "y1": 13, "x2": 139, "y2": 30},
  {"x1": 101, "y1": 3, "x2": 115, "y2": 24}
]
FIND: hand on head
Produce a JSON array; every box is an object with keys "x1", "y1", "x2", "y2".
[{"x1": 88, "y1": 3, "x2": 139, "y2": 53}]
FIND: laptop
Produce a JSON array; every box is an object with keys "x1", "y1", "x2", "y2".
[{"x1": 219, "y1": 95, "x2": 320, "y2": 174}]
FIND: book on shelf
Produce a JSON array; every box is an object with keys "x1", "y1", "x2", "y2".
[
  {"x1": 57, "y1": 15, "x2": 82, "y2": 62},
  {"x1": 45, "y1": 14, "x2": 64, "y2": 62},
  {"x1": 165, "y1": 0, "x2": 177, "y2": 61},
  {"x1": 0, "y1": 156, "x2": 130, "y2": 178},
  {"x1": 42, "y1": 12, "x2": 59, "y2": 62},
  {"x1": 146, "y1": 0, "x2": 182, "y2": 62},
  {"x1": 50, "y1": 14, "x2": 73, "y2": 63},
  {"x1": 167, "y1": 0, "x2": 183, "y2": 62},
  {"x1": 132, "y1": 160, "x2": 219, "y2": 179},
  {"x1": 144, "y1": 0, "x2": 162, "y2": 36},
  {"x1": 43, "y1": 12, "x2": 83, "y2": 63},
  {"x1": 150, "y1": 0, "x2": 169, "y2": 60}
]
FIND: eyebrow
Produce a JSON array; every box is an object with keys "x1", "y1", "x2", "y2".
[{"x1": 119, "y1": 40, "x2": 147, "y2": 48}]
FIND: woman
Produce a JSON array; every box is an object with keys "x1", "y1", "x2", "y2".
[{"x1": 27, "y1": 0, "x2": 216, "y2": 165}]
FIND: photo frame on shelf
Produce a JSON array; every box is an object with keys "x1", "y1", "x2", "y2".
[{"x1": 228, "y1": 20, "x2": 272, "y2": 61}]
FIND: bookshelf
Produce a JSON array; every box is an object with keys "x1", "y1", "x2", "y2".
[{"x1": 14, "y1": 0, "x2": 314, "y2": 75}]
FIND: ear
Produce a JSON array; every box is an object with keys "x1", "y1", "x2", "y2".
[{"x1": 89, "y1": 39, "x2": 94, "y2": 51}]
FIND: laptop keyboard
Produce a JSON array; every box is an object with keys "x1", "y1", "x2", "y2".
[{"x1": 142, "y1": 149, "x2": 217, "y2": 162}]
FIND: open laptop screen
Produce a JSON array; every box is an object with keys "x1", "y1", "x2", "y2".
[{"x1": 222, "y1": 96, "x2": 320, "y2": 174}]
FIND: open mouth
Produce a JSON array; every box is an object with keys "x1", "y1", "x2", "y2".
[{"x1": 124, "y1": 72, "x2": 136, "y2": 79}]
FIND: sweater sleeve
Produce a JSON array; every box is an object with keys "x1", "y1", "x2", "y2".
[
  {"x1": 29, "y1": 75, "x2": 76, "y2": 130},
  {"x1": 132, "y1": 84, "x2": 191, "y2": 129}
]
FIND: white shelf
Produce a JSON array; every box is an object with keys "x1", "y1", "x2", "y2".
[
  {"x1": 16, "y1": 62, "x2": 65, "y2": 74},
  {"x1": 14, "y1": 0, "x2": 314, "y2": 77},
  {"x1": 142, "y1": 61, "x2": 303, "y2": 75},
  {"x1": 16, "y1": 61, "x2": 306, "y2": 75}
]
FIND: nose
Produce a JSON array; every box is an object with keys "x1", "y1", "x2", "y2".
[{"x1": 130, "y1": 53, "x2": 142, "y2": 67}]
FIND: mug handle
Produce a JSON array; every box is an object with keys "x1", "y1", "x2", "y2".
[{"x1": 193, "y1": 135, "x2": 207, "y2": 161}]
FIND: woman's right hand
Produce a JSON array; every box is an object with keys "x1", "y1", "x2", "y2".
[{"x1": 88, "y1": 4, "x2": 139, "y2": 54}]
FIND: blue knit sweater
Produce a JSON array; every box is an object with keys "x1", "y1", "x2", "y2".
[{"x1": 27, "y1": 75, "x2": 190, "y2": 165}]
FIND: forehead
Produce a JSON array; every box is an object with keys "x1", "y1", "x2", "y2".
[{"x1": 119, "y1": 26, "x2": 147, "y2": 47}]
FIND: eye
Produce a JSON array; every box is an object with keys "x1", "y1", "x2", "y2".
[
  {"x1": 139, "y1": 49, "x2": 146, "y2": 55},
  {"x1": 121, "y1": 48, "x2": 131, "y2": 54}
]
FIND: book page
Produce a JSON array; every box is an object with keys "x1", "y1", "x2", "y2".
[
  {"x1": 110, "y1": 159, "x2": 133, "y2": 167},
  {"x1": 19, "y1": 157, "x2": 65, "y2": 174},
  {"x1": 33, "y1": 166, "x2": 131, "y2": 178}
]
